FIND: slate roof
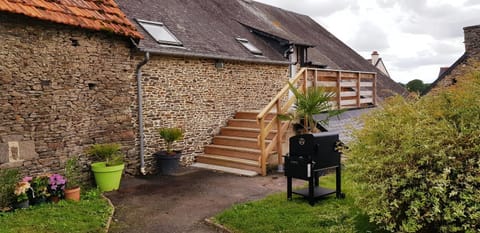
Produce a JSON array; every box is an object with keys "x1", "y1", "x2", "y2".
[
  {"x1": 0, "y1": 0, "x2": 142, "y2": 39},
  {"x1": 423, "y1": 53, "x2": 468, "y2": 95},
  {"x1": 116, "y1": 0, "x2": 407, "y2": 98}
]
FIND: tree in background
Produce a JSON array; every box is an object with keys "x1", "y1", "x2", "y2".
[{"x1": 406, "y1": 79, "x2": 429, "y2": 93}]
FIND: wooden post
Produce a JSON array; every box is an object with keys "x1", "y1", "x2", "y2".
[
  {"x1": 259, "y1": 118, "x2": 267, "y2": 176},
  {"x1": 276, "y1": 100, "x2": 283, "y2": 167},
  {"x1": 336, "y1": 71, "x2": 341, "y2": 109},
  {"x1": 356, "y1": 72, "x2": 361, "y2": 108},
  {"x1": 303, "y1": 69, "x2": 308, "y2": 93}
]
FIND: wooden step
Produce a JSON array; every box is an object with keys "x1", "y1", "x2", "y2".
[
  {"x1": 196, "y1": 154, "x2": 261, "y2": 174},
  {"x1": 220, "y1": 127, "x2": 276, "y2": 139},
  {"x1": 213, "y1": 135, "x2": 271, "y2": 149},
  {"x1": 191, "y1": 163, "x2": 258, "y2": 176},
  {"x1": 235, "y1": 111, "x2": 276, "y2": 120},
  {"x1": 227, "y1": 119, "x2": 275, "y2": 129},
  {"x1": 204, "y1": 145, "x2": 260, "y2": 160}
]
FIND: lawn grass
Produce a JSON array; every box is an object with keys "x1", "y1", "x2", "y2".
[
  {"x1": 214, "y1": 169, "x2": 386, "y2": 233},
  {"x1": 0, "y1": 189, "x2": 112, "y2": 233}
]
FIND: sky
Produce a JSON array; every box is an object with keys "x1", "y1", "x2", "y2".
[{"x1": 255, "y1": 0, "x2": 480, "y2": 84}]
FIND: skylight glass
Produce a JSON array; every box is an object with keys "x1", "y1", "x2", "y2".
[
  {"x1": 137, "y1": 19, "x2": 182, "y2": 46},
  {"x1": 236, "y1": 38, "x2": 263, "y2": 55}
]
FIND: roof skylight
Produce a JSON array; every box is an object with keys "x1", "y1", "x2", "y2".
[
  {"x1": 137, "y1": 19, "x2": 182, "y2": 46},
  {"x1": 236, "y1": 38, "x2": 262, "y2": 55}
]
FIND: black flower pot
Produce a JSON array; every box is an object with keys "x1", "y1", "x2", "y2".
[{"x1": 154, "y1": 151, "x2": 181, "y2": 175}]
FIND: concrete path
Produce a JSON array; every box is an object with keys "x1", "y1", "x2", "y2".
[{"x1": 106, "y1": 168, "x2": 303, "y2": 233}]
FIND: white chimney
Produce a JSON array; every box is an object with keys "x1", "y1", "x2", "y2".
[{"x1": 371, "y1": 51, "x2": 379, "y2": 65}]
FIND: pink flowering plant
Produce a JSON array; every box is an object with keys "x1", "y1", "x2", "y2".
[{"x1": 48, "y1": 174, "x2": 66, "y2": 198}]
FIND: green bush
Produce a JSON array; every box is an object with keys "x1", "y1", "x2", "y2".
[
  {"x1": 0, "y1": 169, "x2": 19, "y2": 209},
  {"x1": 158, "y1": 128, "x2": 184, "y2": 153},
  {"x1": 347, "y1": 73, "x2": 480, "y2": 232}
]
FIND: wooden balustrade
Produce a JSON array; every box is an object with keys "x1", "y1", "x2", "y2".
[{"x1": 256, "y1": 68, "x2": 376, "y2": 176}]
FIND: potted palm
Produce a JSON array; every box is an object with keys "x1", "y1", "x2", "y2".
[
  {"x1": 154, "y1": 128, "x2": 184, "y2": 175},
  {"x1": 280, "y1": 82, "x2": 343, "y2": 134},
  {"x1": 87, "y1": 143, "x2": 124, "y2": 192},
  {"x1": 64, "y1": 156, "x2": 81, "y2": 201}
]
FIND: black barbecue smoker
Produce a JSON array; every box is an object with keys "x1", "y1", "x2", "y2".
[{"x1": 285, "y1": 132, "x2": 345, "y2": 205}]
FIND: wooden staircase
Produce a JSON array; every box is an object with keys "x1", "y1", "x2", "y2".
[
  {"x1": 195, "y1": 111, "x2": 278, "y2": 175},
  {"x1": 194, "y1": 67, "x2": 377, "y2": 176}
]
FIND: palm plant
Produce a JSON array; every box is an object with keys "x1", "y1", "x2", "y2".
[
  {"x1": 280, "y1": 82, "x2": 343, "y2": 133},
  {"x1": 86, "y1": 143, "x2": 124, "y2": 166}
]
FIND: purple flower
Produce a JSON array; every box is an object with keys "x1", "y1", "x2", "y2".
[
  {"x1": 47, "y1": 173, "x2": 66, "y2": 197},
  {"x1": 22, "y1": 176, "x2": 33, "y2": 182}
]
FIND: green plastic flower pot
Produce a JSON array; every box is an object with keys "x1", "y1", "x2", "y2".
[{"x1": 91, "y1": 162, "x2": 124, "y2": 192}]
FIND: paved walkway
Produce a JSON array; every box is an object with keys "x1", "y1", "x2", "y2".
[{"x1": 106, "y1": 168, "x2": 303, "y2": 233}]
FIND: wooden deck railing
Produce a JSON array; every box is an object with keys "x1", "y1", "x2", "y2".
[{"x1": 256, "y1": 67, "x2": 376, "y2": 176}]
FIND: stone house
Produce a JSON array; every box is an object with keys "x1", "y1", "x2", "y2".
[
  {"x1": 117, "y1": 0, "x2": 406, "y2": 175},
  {"x1": 1, "y1": 0, "x2": 405, "y2": 177},
  {"x1": 425, "y1": 25, "x2": 480, "y2": 94},
  {"x1": 0, "y1": 0, "x2": 142, "y2": 175}
]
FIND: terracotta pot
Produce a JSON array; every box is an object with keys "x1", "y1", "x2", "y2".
[
  {"x1": 50, "y1": 196, "x2": 60, "y2": 203},
  {"x1": 64, "y1": 187, "x2": 81, "y2": 201}
]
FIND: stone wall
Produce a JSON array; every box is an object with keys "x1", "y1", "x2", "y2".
[
  {"x1": 0, "y1": 13, "x2": 138, "y2": 177},
  {"x1": 138, "y1": 56, "x2": 288, "y2": 173}
]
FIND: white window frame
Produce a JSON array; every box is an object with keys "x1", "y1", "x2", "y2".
[
  {"x1": 236, "y1": 38, "x2": 263, "y2": 55},
  {"x1": 137, "y1": 19, "x2": 182, "y2": 46}
]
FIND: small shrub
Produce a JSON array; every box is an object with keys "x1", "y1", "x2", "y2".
[
  {"x1": 86, "y1": 143, "x2": 124, "y2": 166},
  {"x1": 158, "y1": 128, "x2": 184, "y2": 153},
  {"x1": 0, "y1": 169, "x2": 19, "y2": 209},
  {"x1": 65, "y1": 156, "x2": 82, "y2": 189},
  {"x1": 347, "y1": 73, "x2": 480, "y2": 232}
]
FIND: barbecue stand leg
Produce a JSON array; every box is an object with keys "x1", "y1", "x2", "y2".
[
  {"x1": 336, "y1": 166, "x2": 345, "y2": 199},
  {"x1": 287, "y1": 176, "x2": 292, "y2": 201},
  {"x1": 308, "y1": 175, "x2": 315, "y2": 206}
]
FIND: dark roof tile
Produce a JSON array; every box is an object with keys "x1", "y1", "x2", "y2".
[{"x1": 116, "y1": 0, "x2": 406, "y2": 98}]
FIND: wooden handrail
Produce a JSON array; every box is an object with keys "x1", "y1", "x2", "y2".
[
  {"x1": 255, "y1": 67, "x2": 377, "y2": 176},
  {"x1": 256, "y1": 68, "x2": 307, "y2": 122}
]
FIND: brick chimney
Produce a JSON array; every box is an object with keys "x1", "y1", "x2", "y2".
[
  {"x1": 463, "y1": 25, "x2": 480, "y2": 55},
  {"x1": 371, "y1": 51, "x2": 379, "y2": 65}
]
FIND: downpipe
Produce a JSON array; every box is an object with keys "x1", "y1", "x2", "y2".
[{"x1": 135, "y1": 52, "x2": 150, "y2": 175}]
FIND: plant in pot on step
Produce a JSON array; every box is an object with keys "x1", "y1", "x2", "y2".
[
  {"x1": 279, "y1": 82, "x2": 344, "y2": 135},
  {"x1": 154, "y1": 128, "x2": 184, "y2": 175},
  {"x1": 87, "y1": 143, "x2": 125, "y2": 192},
  {"x1": 64, "y1": 156, "x2": 81, "y2": 201}
]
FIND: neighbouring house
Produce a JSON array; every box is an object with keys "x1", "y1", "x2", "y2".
[
  {"x1": 425, "y1": 24, "x2": 480, "y2": 95},
  {"x1": 1, "y1": 0, "x2": 406, "y2": 178},
  {"x1": 367, "y1": 51, "x2": 391, "y2": 78}
]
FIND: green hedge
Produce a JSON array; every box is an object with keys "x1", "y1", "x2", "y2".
[{"x1": 347, "y1": 73, "x2": 480, "y2": 232}]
